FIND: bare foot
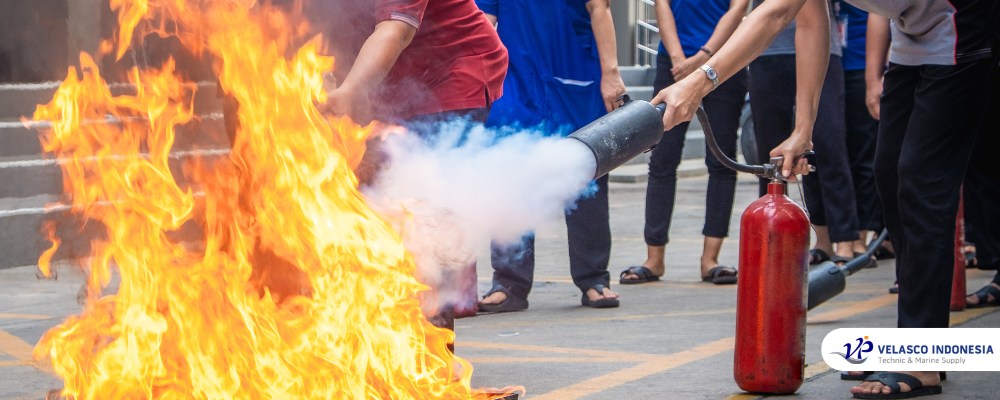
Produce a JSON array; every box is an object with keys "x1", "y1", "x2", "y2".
[{"x1": 850, "y1": 371, "x2": 940, "y2": 397}]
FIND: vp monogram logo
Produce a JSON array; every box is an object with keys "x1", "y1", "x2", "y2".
[{"x1": 830, "y1": 336, "x2": 874, "y2": 364}]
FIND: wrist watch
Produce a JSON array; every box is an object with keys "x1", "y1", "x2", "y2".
[{"x1": 699, "y1": 64, "x2": 719, "y2": 89}]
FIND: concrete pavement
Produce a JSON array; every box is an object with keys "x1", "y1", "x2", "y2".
[{"x1": 1, "y1": 166, "x2": 998, "y2": 399}]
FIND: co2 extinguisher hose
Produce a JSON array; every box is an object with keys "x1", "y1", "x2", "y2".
[
  {"x1": 696, "y1": 106, "x2": 769, "y2": 177},
  {"x1": 840, "y1": 229, "x2": 890, "y2": 276}
]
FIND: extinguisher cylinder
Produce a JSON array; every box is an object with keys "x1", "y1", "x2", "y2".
[
  {"x1": 565, "y1": 99, "x2": 665, "y2": 179},
  {"x1": 734, "y1": 182, "x2": 810, "y2": 394}
]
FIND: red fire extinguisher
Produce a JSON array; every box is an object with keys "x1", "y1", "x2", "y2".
[{"x1": 697, "y1": 108, "x2": 810, "y2": 394}]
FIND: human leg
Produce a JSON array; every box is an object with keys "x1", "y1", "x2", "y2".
[
  {"x1": 699, "y1": 68, "x2": 746, "y2": 281},
  {"x1": 479, "y1": 235, "x2": 534, "y2": 313},
  {"x1": 856, "y1": 59, "x2": 993, "y2": 397},
  {"x1": 748, "y1": 55, "x2": 796, "y2": 197},
  {"x1": 623, "y1": 53, "x2": 685, "y2": 282},
  {"x1": 567, "y1": 175, "x2": 618, "y2": 305},
  {"x1": 844, "y1": 69, "x2": 882, "y2": 253},
  {"x1": 807, "y1": 58, "x2": 859, "y2": 260}
]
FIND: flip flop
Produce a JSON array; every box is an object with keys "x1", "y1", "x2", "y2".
[
  {"x1": 844, "y1": 371, "x2": 947, "y2": 382},
  {"x1": 477, "y1": 288, "x2": 529, "y2": 314},
  {"x1": 809, "y1": 248, "x2": 831, "y2": 265},
  {"x1": 966, "y1": 283, "x2": 1000, "y2": 309},
  {"x1": 619, "y1": 266, "x2": 660, "y2": 284},
  {"x1": 581, "y1": 284, "x2": 619, "y2": 308},
  {"x1": 702, "y1": 266, "x2": 737, "y2": 285},
  {"x1": 841, "y1": 371, "x2": 874, "y2": 381},
  {"x1": 853, "y1": 372, "x2": 942, "y2": 399}
]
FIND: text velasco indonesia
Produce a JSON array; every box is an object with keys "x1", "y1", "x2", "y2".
[{"x1": 878, "y1": 344, "x2": 995, "y2": 355}]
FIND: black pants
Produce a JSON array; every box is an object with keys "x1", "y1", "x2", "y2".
[
  {"x1": 644, "y1": 53, "x2": 748, "y2": 245},
  {"x1": 877, "y1": 58, "x2": 996, "y2": 328},
  {"x1": 844, "y1": 69, "x2": 882, "y2": 232},
  {"x1": 748, "y1": 55, "x2": 859, "y2": 242},
  {"x1": 489, "y1": 176, "x2": 612, "y2": 299}
]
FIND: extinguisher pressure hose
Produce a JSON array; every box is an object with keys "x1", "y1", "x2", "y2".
[{"x1": 695, "y1": 107, "x2": 771, "y2": 177}]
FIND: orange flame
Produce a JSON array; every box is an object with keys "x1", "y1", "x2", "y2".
[{"x1": 30, "y1": 1, "x2": 491, "y2": 398}]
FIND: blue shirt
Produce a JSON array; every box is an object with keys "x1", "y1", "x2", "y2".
[
  {"x1": 840, "y1": 2, "x2": 868, "y2": 71},
  {"x1": 476, "y1": 0, "x2": 605, "y2": 134},
  {"x1": 656, "y1": 0, "x2": 730, "y2": 58}
]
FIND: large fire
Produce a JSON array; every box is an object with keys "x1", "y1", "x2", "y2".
[{"x1": 30, "y1": 0, "x2": 488, "y2": 398}]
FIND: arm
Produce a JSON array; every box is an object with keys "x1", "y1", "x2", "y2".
[
  {"x1": 671, "y1": 0, "x2": 750, "y2": 79},
  {"x1": 324, "y1": 20, "x2": 417, "y2": 124},
  {"x1": 864, "y1": 14, "x2": 889, "y2": 120},
  {"x1": 587, "y1": 0, "x2": 627, "y2": 112},
  {"x1": 651, "y1": 0, "x2": 828, "y2": 177},
  {"x1": 655, "y1": 0, "x2": 687, "y2": 68},
  {"x1": 770, "y1": 0, "x2": 829, "y2": 178}
]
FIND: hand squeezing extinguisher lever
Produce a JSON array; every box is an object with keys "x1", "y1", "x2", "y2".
[
  {"x1": 696, "y1": 106, "x2": 811, "y2": 181},
  {"x1": 695, "y1": 105, "x2": 812, "y2": 394}
]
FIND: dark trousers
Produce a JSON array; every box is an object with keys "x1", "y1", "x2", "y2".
[
  {"x1": 844, "y1": 69, "x2": 882, "y2": 232},
  {"x1": 645, "y1": 53, "x2": 748, "y2": 245},
  {"x1": 963, "y1": 58, "x2": 1000, "y2": 270},
  {"x1": 877, "y1": 58, "x2": 996, "y2": 328},
  {"x1": 489, "y1": 175, "x2": 612, "y2": 299},
  {"x1": 748, "y1": 55, "x2": 859, "y2": 242}
]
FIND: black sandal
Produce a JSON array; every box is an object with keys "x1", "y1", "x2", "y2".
[
  {"x1": 619, "y1": 266, "x2": 660, "y2": 284},
  {"x1": 581, "y1": 284, "x2": 619, "y2": 308},
  {"x1": 853, "y1": 372, "x2": 942, "y2": 399},
  {"x1": 478, "y1": 288, "x2": 529, "y2": 314},
  {"x1": 966, "y1": 283, "x2": 1000, "y2": 309},
  {"x1": 809, "y1": 248, "x2": 831, "y2": 265}
]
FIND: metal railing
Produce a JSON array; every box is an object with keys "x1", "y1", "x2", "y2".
[{"x1": 634, "y1": 0, "x2": 659, "y2": 67}]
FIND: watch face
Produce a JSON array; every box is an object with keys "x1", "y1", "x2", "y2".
[{"x1": 706, "y1": 68, "x2": 718, "y2": 80}]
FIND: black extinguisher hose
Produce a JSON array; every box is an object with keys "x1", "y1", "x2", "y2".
[{"x1": 695, "y1": 107, "x2": 770, "y2": 177}]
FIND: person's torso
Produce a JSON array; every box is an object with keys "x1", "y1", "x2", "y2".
[
  {"x1": 845, "y1": 0, "x2": 994, "y2": 65},
  {"x1": 319, "y1": 0, "x2": 507, "y2": 120},
  {"x1": 753, "y1": 0, "x2": 843, "y2": 57},
  {"x1": 656, "y1": 0, "x2": 730, "y2": 57},
  {"x1": 841, "y1": 2, "x2": 868, "y2": 71},
  {"x1": 484, "y1": 0, "x2": 606, "y2": 132}
]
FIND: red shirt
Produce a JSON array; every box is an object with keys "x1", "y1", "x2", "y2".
[{"x1": 322, "y1": 0, "x2": 508, "y2": 121}]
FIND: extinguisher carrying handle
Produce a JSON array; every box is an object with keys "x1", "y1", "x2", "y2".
[{"x1": 697, "y1": 106, "x2": 811, "y2": 181}]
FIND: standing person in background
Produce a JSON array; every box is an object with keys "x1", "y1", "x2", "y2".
[
  {"x1": 844, "y1": 1, "x2": 999, "y2": 398},
  {"x1": 619, "y1": 0, "x2": 749, "y2": 286},
  {"x1": 475, "y1": 0, "x2": 627, "y2": 313},
  {"x1": 747, "y1": 0, "x2": 861, "y2": 267},
  {"x1": 841, "y1": 3, "x2": 889, "y2": 259}
]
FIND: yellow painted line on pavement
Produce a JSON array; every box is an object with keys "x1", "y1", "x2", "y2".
[
  {"x1": 807, "y1": 294, "x2": 898, "y2": 324},
  {"x1": 0, "y1": 313, "x2": 53, "y2": 320},
  {"x1": 950, "y1": 305, "x2": 999, "y2": 326},
  {"x1": 461, "y1": 341, "x2": 654, "y2": 361},
  {"x1": 466, "y1": 308, "x2": 735, "y2": 331},
  {"x1": 531, "y1": 337, "x2": 734, "y2": 400},
  {"x1": 466, "y1": 356, "x2": 642, "y2": 364},
  {"x1": 0, "y1": 328, "x2": 54, "y2": 375}
]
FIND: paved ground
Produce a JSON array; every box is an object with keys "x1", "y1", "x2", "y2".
[{"x1": 2, "y1": 165, "x2": 998, "y2": 399}]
